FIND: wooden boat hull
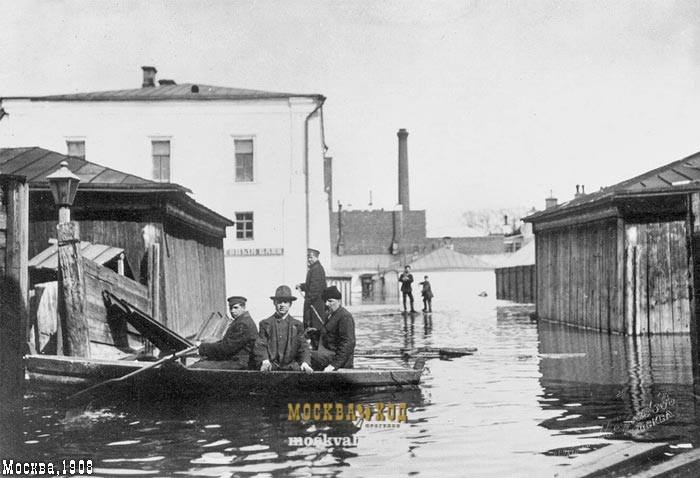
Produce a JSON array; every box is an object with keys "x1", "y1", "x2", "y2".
[{"x1": 25, "y1": 354, "x2": 423, "y2": 398}]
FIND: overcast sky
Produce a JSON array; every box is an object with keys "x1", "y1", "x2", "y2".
[{"x1": 3, "y1": 1, "x2": 700, "y2": 231}]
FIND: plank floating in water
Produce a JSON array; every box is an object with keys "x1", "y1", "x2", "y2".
[{"x1": 356, "y1": 346, "x2": 476, "y2": 358}]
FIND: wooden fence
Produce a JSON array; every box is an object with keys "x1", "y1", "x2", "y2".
[{"x1": 495, "y1": 265, "x2": 536, "y2": 304}]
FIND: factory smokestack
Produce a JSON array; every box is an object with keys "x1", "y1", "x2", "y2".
[{"x1": 397, "y1": 128, "x2": 410, "y2": 211}]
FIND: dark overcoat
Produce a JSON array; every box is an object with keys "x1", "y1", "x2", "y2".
[
  {"x1": 420, "y1": 281, "x2": 433, "y2": 299},
  {"x1": 254, "y1": 314, "x2": 310, "y2": 368},
  {"x1": 318, "y1": 306, "x2": 356, "y2": 369},
  {"x1": 300, "y1": 261, "x2": 326, "y2": 330},
  {"x1": 198, "y1": 311, "x2": 258, "y2": 369},
  {"x1": 399, "y1": 272, "x2": 414, "y2": 293}
]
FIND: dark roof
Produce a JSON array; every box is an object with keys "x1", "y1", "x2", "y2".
[
  {"x1": 0, "y1": 147, "x2": 189, "y2": 193},
  {"x1": 0, "y1": 147, "x2": 234, "y2": 232},
  {"x1": 3, "y1": 84, "x2": 324, "y2": 102},
  {"x1": 525, "y1": 150, "x2": 700, "y2": 223}
]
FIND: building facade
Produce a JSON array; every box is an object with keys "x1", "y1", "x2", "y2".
[{"x1": 0, "y1": 67, "x2": 331, "y2": 316}]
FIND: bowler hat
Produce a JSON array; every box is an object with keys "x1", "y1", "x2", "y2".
[
  {"x1": 307, "y1": 248, "x2": 320, "y2": 257},
  {"x1": 227, "y1": 296, "x2": 247, "y2": 306},
  {"x1": 270, "y1": 285, "x2": 297, "y2": 301},
  {"x1": 322, "y1": 285, "x2": 342, "y2": 301}
]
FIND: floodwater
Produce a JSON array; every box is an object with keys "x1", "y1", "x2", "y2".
[{"x1": 18, "y1": 271, "x2": 700, "y2": 476}]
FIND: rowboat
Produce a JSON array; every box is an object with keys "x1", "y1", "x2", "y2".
[{"x1": 25, "y1": 354, "x2": 425, "y2": 400}]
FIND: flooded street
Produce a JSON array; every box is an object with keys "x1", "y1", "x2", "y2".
[{"x1": 20, "y1": 271, "x2": 699, "y2": 476}]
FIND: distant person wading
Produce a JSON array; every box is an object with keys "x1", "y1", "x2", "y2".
[{"x1": 399, "y1": 265, "x2": 416, "y2": 313}]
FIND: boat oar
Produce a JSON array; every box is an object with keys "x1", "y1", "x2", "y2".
[{"x1": 67, "y1": 345, "x2": 199, "y2": 405}]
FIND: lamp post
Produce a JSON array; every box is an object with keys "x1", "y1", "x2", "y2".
[
  {"x1": 46, "y1": 161, "x2": 80, "y2": 223},
  {"x1": 47, "y1": 161, "x2": 89, "y2": 357}
]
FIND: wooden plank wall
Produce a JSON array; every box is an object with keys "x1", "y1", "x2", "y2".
[
  {"x1": 624, "y1": 221, "x2": 689, "y2": 335},
  {"x1": 30, "y1": 219, "x2": 150, "y2": 284},
  {"x1": 82, "y1": 257, "x2": 150, "y2": 346},
  {"x1": 494, "y1": 265, "x2": 536, "y2": 303},
  {"x1": 536, "y1": 219, "x2": 621, "y2": 332},
  {"x1": 162, "y1": 230, "x2": 226, "y2": 338}
]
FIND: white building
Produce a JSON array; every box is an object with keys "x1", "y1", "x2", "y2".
[{"x1": 0, "y1": 66, "x2": 331, "y2": 317}]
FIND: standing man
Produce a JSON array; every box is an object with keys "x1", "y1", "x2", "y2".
[
  {"x1": 310, "y1": 286, "x2": 356, "y2": 372},
  {"x1": 192, "y1": 296, "x2": 258, "y2": 370},
  {"x1": 255, "y1": 285, "x2": 313, "y2": 372},
  {"x1": 419, "y1": 275, "x2": 433, "y2": 313},
  {"x1": 399, "y1": 265, "x2": 416, "y2": 313},
  {"x1": 297, "y1": 248, "x2": 326, "y2": 348}
]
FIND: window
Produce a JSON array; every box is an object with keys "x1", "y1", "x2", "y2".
[
  {"x1": 234, "y1": 138, "x2": 254, "y2": 182},
  {"x1": 235, "y1": 212, "x2": 254, "y2": 239},
  {"x1": 66, "y1": 140, "x2": 85, "y2": 159},
  {"x1": 152, "y1": 140, "x2": 170, "y2": 182}
]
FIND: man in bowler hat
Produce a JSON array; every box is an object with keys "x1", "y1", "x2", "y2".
[
  {"x1": 310, "y1": 286, "x2": 356, "y2": 372},
  {"x1": 192, "y1": 296, "x2": 258, "y2": 370},
  {"x1": 296, "y1": 247, "x2": 326, "y2": 348},
  {"x1": 254, "y1": 285, "x2": 312, "y2": 372}
]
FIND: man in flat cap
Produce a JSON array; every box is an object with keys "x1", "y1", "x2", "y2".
[
  {"x1": 310, "y1": 286, "x2": 356, "y2": 372},
  {"x1": 192, "y1": 296, "x2": 258, "y2": 370},
  {"x1": 254, "y1": 285, "x2": 312, "y2": 372},
  {"x1": 296, "y1": 247, "x2": 326, "y2": 349}
]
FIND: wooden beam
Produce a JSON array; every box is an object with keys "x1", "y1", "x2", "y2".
[
  {"x1": 0, "y1": 176, "x2": 28, "y2": 455},
  {"x1": 616, "y1": 217, "x2": 626, "y2": 334},
  {"x1": 165, "y1": 203, "x2": 227, "y2": 238},
  {"x1": 533, "y1": 206, "x2": 620, "y2": 233},
  {"x1": 57, "y1": 222, "x2": 91, "y2": 357},
  {"x1": 688, "y1": 193, "x2": 700, "y2": 393}
]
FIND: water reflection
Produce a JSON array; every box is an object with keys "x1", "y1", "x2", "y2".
[
  {"x1": 537, "y1": 319, "x2": 699, "y2": 447},
  {"x1": 25, "y1": 387, "x2": 424, "y2": 477}
]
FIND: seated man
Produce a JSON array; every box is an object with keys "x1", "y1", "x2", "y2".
[
  {"x1": 311, "y1": 286, "x2": 356, "y2": 372},
  {"x1": 254, "y1": 285, "x2": 313, "y2": 373},
  {"x1": 191, "y1": 296, "x2": 258, "y2": 370}
]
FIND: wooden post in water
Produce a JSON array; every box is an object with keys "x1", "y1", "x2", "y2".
[
  {"x1": 687, "y1": 193, "x2": 700, "y2": 395},
  {"x1": 0, "y1": 175, "x2": 29, "y2": 456},
  {"x1": 57, "y1": 221, "x2": 90, "y2": 357}
]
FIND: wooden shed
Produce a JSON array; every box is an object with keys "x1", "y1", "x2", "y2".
[
  {"x1": 0, "y1": 147, "x2": 233, "y2": 338},
  {"x1": 525, "y1": 152, "x2": 700, "y2": 335}
]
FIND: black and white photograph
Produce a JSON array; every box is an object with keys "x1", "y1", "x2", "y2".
[{"x1": 2, "y1": 1, "x2": 700, "y2": 476}]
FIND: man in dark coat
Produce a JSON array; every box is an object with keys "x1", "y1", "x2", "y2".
[
  {"x1": 297, "y1": 248, "x2": 326, "y2": 348},
  {"x1": 310, "y1": 286, "x2": 356, "y2": 371},
  {"x1": 254, "y1": 285, "x2": 312, "y2": 372},
  {"x1": 399, "y1": 265, "x2": 416, "y2": 313},
  {"x1": 419, "y1": 275, "x2": 433, "y2": 312},
  {"x1": 191, "y1": 296, "x2": 258, "y2": 370}
]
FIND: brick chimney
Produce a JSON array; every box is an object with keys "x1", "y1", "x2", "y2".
[
  {"x1": 397, "y1": 128, "x2": 410, "y2": 212},
  {"x1": 142, "y1": 66, "x2": 157, "y2": 88}
]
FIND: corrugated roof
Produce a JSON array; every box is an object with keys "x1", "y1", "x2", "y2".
[
  {"x1": 0, "y1": 147, "x2": 188, "y2": 192},
  {"x1": 526, "y1": 150, "x2": 700, "y2": 223},
  {"x1": 29, "y1": 241, "x2": 125, "y2": 271},
  {"x1": 409, "y1": 247, "x2": 494, "y2": 271},
  {"x1": 4, "y1": 84, "x2": 323, "y2": 102}
]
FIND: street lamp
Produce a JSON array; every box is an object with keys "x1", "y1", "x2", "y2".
[{"x1": 46, "y1": 161, "x2": 80, "y2": 223}]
